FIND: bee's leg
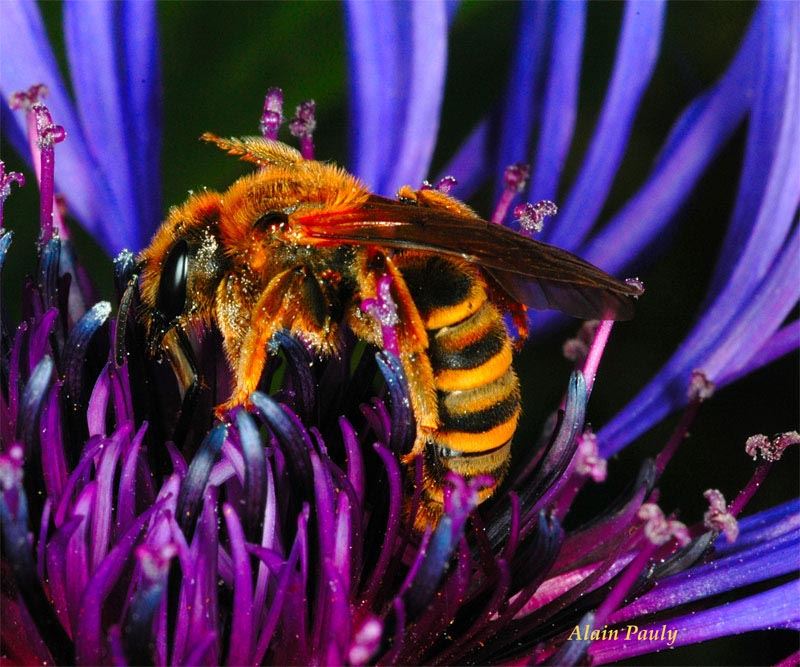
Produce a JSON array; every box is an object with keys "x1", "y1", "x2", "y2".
[
  {"x1": 162, "y1": 327, "x2": 201, "y2": 446},
  {"x1": 215, "y1": 269, "x2": 300, "y2": 417},
  {"x1": 382, "y1": 257, "x2": 439, "y2": 458}
]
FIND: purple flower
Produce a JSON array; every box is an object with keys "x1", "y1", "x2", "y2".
[{"x1": 1, "y1": 1, "x2": 798, "y2": 666}]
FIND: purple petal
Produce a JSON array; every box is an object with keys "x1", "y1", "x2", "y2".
[
  {"x1": 529, "y1": 0, "x2": 585, "y2": 202},
  {"x1": 75, "y1": 499, "x2": 165, "y2": 666},
  {"x1": 382, "y1": 0, "x2": 447, "y2": 193},
  {"x1": 708, "y1": 1, "x2": 798, "y2": 297},
  {"x1": 714, "y1": 499, "x2": 799, "y2": 558},
  {"x1": 344, "y1": 0, "x2": 447, "y2": 194},
  {"x1": 375, "y1": 351, "x2": 414, "y2": 455},
  {"x1": 234, "y1": 409, "x2": 267, "y2": 542},
  {"x1": 575, "y1": 4, "x2": 759, "y2": 278},
  {"x1": 117, "y1": 422, "x2": 147, "y2": 533},
  {"x1": 492, "y1": 1, "x2": 550, "y2": 200},
  {"x1": 90, "y1": 426, "x2": 127, "y2": 569},
  {"x1": 0, "y1": 1, "x2": 124, "y2": 252},
  {"x1": 175, "y1": 423, "x2": 227, "y2": 541},
  {"x1": 18, "y1": 354, "x2": 53, "y2": 448},
  {"x1": 62, "y1": 2, "x2": 144, "y2": 250},
  {"x1": 611, "y1": 527, "x2": 799, "y2": 624},
  {"x1": 543, "y1": 0, "x2": 666, "y2": 250},
  {"x1": 40, "y1": 380, "x2": 67, "y2": 503},
  {"x1": 27, "y1": 308, "x2": 57, "y2": 372},
  {"x1": 1, "y1": 485, "x2": 74, "y2": 665},
  {"x1": 63, "y1": 301, "x2": 112, "y2": 411},
  {"x1": 591, "y1": 580, "x2": 800, "y2": 664},
  {"x1": 339, "y1": 417, "x2": 365, "y2": 508},
  {"x1": 119, "y1": 0, "x2": 162, "y2": 241},
  {"x1": 717, "y1": 320, "x2": 800, "y2": 388},
  {"x1": 343, "y1": 0, "x2": 401, "y2": 189},
  {"x1": 222, "y1": 503, "x2": 254, "y2": 666}
]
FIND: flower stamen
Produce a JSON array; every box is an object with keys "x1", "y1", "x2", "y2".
[
  {"x1": 0, "y1": 161, "x2": 25, "y2": 228},
  {"x1": 491, "y1": 162, "x2": 530, "y2": 223},
  {"x1": 289, "y1": 100, "x2": 317, "y2": 160},
  {"x1": 513, "y1": 199, "x2": 557, "y2": 235},
  {"x1": 259, "y1": 87, "x2": 284, "y2": 141},
  {"x1": 703, "y1": 489, "x2": 739, "y2": 543},
  {"x1": 360, "y1": 274, "x2": 400, "y2": 355}
]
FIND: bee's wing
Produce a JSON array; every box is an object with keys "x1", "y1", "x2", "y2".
[{"x1": 296, "y1": 197, "x2": 641, "y2": 320}]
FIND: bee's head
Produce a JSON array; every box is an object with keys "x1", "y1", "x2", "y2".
[{"x1": 138, "y1": 191, "x2": 227, "y2": 354}]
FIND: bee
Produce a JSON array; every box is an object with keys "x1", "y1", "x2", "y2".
[{"x1": 138, "y1": 134, "x2": 640, "y2": 527}]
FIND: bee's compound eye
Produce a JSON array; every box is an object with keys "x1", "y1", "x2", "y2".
[
  {"x1": 156, "y1": 239, "x2": 189, "y2": 323},
  {"x1": 254, "y1": 211, "x2": 288, "y2": 232}
]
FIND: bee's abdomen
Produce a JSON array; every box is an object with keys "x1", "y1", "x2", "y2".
[{"x1": 400, "y1": 255, "x2": 520, "y2": 509}]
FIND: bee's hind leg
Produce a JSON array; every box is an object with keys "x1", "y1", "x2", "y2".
[{"x1": 163, "y1": 327, "x2": 202, "y2": 447}]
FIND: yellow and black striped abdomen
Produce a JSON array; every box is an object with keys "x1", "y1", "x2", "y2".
[{"x1": 398, "y1": 254, "x2": 521, "y2": 512}]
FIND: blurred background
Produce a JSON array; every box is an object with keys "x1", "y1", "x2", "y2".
[{"x1": 1, "y1": 2, "x2": 797, "y2": 664}]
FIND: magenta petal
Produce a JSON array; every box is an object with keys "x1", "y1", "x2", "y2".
[{"x1": 222, "y1": 503, "x2": 254, "y2": 666}]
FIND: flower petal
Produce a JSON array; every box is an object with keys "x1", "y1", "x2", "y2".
[
  {"x1": 492, "y1": 1, "x2": 550, "y2": 199},
  {"x1": 529, "y1": 0, "x2": 586, "y2": 202},
  {"x1": 382, "y1": 0, "x2": 447, "y2": 194},
  {"x1": 344, "y1": 0, "x2": 447, "y2": 194},
  {"x1": 543, "y1": 0, "x2": 666, "y2": 250},
  {"x1": 63, "y1": 1, "x2": 161, "y2": 250},
  {"x1": 0, "y1": 1, "x2": 122, "y2": 252},
  {"x1": 591, "y1": 580, "x2": 800, "y2": 664}
]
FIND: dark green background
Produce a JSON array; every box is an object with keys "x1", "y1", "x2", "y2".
[{"x1": 2, "y1": 2, "x2": 797, "y2": 665}]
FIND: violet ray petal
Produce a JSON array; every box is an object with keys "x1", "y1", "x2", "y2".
[
  {"x1": 18, "y1": 354, "x2": 53, "y2": 447},
  {"x1": 379, "y1": 598, "x2": 407, "y2": 665},
  {"x1": 599, "y1": 224, "x2": 800, "y2": 455},
  {"x1": 0, "y1": 493, "x2": 75, "y2": 666},
  {"x1": 120, "y1": 0, "x2": 162, "y2": 242},
  {"x1": 65, "y1": 482, "x2": 96, "y2": 632},
  {"x1": 63, "y1": 2, "x2": 142, "y2": 250},
  {"x1": 5, "y1": 321, "x2": 28, "y2": 439},
  {"x1": 436, "y1": 119, "x2": 491, "y2": 201},
  {"x1": 0, "y1": 1, "x2": 119, "y2": 250},
  {"x1": 40, "y1": 380, "x2": 67, "y2": 503},
  {"x1": 529, "y1": 0, "x2": 585, "y2": 202},
  {"x1": 222, "y1": 503, "x2": 255, "y2": 666},
  {"x1": 610, "y1": 531, "x2": 800, "y2": 624},
  {"x1": 717, "y1": 320, "x2": 800, "y2": 388},
  {"x1": 709, "y1": 1, "x2": 798, "y2": 296},
  {"x1": 333, "y1": 490, "x2": 352, "y2": 591},
  {"x1": 544, "y1": 0, "x2": 666, "y2": 250},
  {"x1": 493, "y1": 0, "x2": 549, "y2": 202},
  {"x1": 591, "y1": 580, "x2": 800, "y2": 664},
  {"x1": 75, "y1": 500, "x2": 165, "y2": 666},
  {"x1": 383, "y1": 0, "x2": 447, "y2": 194},
  {"x1": 28, "y1": 308, "x2": 58, "y2": 374},
  {"x1": 175, "y1": 423, "x2": 227, "y2": 541},
  {"x1": 575, "y1": 4, "x2": 759, "y2": 279},
  {"x1": 62, "y1": 301, "x2": 111, "y2": 406},
  {"x1": 713, "y1": 500, "x2": 799, "y2": 557},
  {"x1": 1, "y1": 101, "x2": 28, "y2": 159},
  {"x1": 250, "y1": 392, "x2": 315, "y2": 498},
  {"x1": 343, "y1": 0, "x2": 400, "y2": 190},
  {"x1": 703, "y1": 227, "x2": 800, "y2": 380},
  {"x1": 375, "y1": 351, "x2": 414, "y2": 455},
  {"x1": 234, "y1": 409, "x2": 267, "y2": 542}
]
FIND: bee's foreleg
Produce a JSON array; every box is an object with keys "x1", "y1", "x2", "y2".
[{"x1": 163, "y1": 327, "x2": 201, "y2": 445}]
